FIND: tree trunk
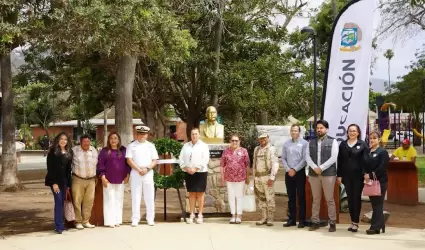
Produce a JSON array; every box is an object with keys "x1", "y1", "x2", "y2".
[
  {"x1": 258, "y1": 110, "x2": 268, "y2": 125},
  {"x1": 331, "y1": 0, "x2": 338, "y2": 20},
  {"x1": 0, "y1": 52, "x2": 23, "y2": 191},
  {"x1": 103, "y1": 102, "x2": 108, "y2": 147},
  {"x1": 115, "y1": 55, "x2": 137, "y2": 146},
  {"x1": 185, "y1": 112, "x2": 200, "y2": 140},
  {"x1": 210, "y1": 0, "x2": 224, "y2": 106}
]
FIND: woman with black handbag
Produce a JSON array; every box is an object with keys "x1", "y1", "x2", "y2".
[
  {"x1": 45, "y1": 132, "x2": 73, "y2": 234},
  {"x1": 364, "y1": 131, "x2": 389, "y2": 235}
]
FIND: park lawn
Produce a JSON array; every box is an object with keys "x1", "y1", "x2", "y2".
[{"x1": 417, "y1": 157, "x2": 425, "y2": 185}]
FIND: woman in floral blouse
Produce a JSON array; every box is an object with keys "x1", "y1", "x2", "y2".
[{"x1": 221, "y1": 134, "x2": 250, "y2": 224}]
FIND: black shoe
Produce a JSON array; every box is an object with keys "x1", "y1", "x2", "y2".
[
  {"x1": 366, "y1": 229, "x2": 380, "y2": 235},
  {"x1": 297, "y1": 222, "x2": 305, "y2": 228},
  {"x1": 283, "y1": 221, "x2": 296, "y2": 227},
  {"x1": 329, "y1": 223, "x2": 336, "y2": 232},
  {"x1": 54, "y1": 229, "x2": 63, "y2": 234},
  {"x1": 308, "y1": 223, "x2": 320, "y2": 231},
  {"x1": 366, "y1": 226, "x2": 385, "y2": 235}
]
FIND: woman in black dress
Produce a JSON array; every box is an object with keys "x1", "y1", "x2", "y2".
[
  {"x1": 364, "y1": 131, "x2": 389, "y2": 235},
  {"x1": 45, "y1": 132, "x2": 73, "y2": 234},
  {"x1": 337, "y1": 124, "x2": 369, "y2": 232}
]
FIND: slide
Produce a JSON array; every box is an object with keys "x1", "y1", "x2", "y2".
[
  {"x1": 381, "y1": 129, "x2": 391, "y2": 147},
  {"x1": 413, "y1": 128, "x2": 425, "y2": 140}
]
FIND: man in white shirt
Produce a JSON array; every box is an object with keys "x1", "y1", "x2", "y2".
[
  {"x1": 305, "y1": 120, "x2": 339, "y2": 232},
  {"x1": 179, "y1": 128, "x2": 210, "y2": 224},
  {"x1": 126, "y1": 125, "x2": 159, "y2": 226}
]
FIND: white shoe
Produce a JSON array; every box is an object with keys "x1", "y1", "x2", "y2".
[
  {"x1": 229, "y1": 217, "x2": 236, "y2": 224},
  {"x1": 235, "y1": 217, "x2": 242, "y2": 224},
  {"x1": 75, "y1": 223, "x2": 84, "y2": 230},
  {"x1": 186, "y1": 214, "x2": 195, "y2": 224},
  {"x1": 196, "y1": 215, "x2": 204, "y2": 224},
  {"x1": 131, "y1": 222, "x2": 138, "y2": 227},
  {"x1": 147, "y1": 220, "x2": 155, "y2": 226},
  {"x1": 83, "y1": 223, "x2": 95, "y2": 229}
]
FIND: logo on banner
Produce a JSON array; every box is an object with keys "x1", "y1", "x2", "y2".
[{"x1": 340, "y1": 23, "x2": 362, "y2": 52}]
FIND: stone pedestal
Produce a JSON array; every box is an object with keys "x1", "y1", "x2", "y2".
[{"x1": 185, "y1": 143, "x2": 230, "y2": 213}]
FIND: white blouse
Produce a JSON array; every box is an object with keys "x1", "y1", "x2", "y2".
[{"x1": 179, "y1": 140, "x2": 210, "y2": 172}]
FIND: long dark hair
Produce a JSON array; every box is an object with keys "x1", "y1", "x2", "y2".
[
  {"x1": 106, "y1": 132, "x2": 123, "y2": 157},
  {"x1": 49, "y1": 132, "x2": 73, "y2": 157},
  {"x1": 346, "y1": 124, "x2": 361, "y2": 140}
]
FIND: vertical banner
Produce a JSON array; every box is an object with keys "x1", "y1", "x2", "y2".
[{"x1": 322, "y1": 0, "x2": 376, "y2": 142}]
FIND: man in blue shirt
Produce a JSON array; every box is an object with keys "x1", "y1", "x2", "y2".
[{"x1": 282, "y1": 124, "x2": 308, "y2": 228}]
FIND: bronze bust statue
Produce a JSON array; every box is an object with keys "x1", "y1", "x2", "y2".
[{"x1": 199, "y1": 106, "x2": 224, "y2": 144}]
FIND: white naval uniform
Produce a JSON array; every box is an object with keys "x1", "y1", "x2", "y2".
[{"x1": 126, "y1": 140, "x2": 159, "y2": 224}]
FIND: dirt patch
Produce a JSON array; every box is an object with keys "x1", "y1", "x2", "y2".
[{"x1": 1, "y1": 182, "x2": 424, "y2": 236}]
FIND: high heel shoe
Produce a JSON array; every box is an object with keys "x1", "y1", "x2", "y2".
[
  {"x1": 366, "y1": 229, "x2": 380, "y2": 235},
  {"x1": 381, "y1": 225, "x2": 385, "y2": 233}
]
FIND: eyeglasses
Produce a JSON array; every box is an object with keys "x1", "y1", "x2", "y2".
[{"x1": 231, "y1": 140, "x2": 239, "y2": 142}]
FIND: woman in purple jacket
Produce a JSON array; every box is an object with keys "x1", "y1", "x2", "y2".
[{"x1": 97, "y1": 132, "x2": 130, "y2": 228}]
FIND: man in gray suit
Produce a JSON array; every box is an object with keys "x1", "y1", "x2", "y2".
[{"x1": 306, "y1": 120, "x2": 339, "y2": 232}]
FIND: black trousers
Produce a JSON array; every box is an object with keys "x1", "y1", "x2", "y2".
[
  {"x1": 285, "y1": 169, "x2": 306, "y2": 222},
  {"x1": 344, "y1": 176, "x2": 364, "y2": 223},
  {"x1": 369, "y1": 182, "x2": 387, "y2": 230}
]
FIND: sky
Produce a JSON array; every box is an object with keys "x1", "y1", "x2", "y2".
[{"x1": 279, "y1": 0, "x2": 425, "y2": 82}]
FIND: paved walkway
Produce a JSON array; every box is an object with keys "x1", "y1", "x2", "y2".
[{"x1": 1, "y1": 220, "x2": 424, "y2": 250}]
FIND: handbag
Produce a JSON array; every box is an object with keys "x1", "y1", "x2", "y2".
[
  {"x1": 242, "y1": 183, "x2": 256, "y2": 212},
  {"x1": 64, "y1": 188, "x2": 75, "y2": 221},
  {"x1": 362, "y1": 172, "x2": 381, "y2": 196}
]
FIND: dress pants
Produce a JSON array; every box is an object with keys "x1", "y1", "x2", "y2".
[
  {"x1": 369, "y1": 182, "x2": 387, "y2": 230},
  {"x1": 103, "y1": 184, "x2": 124, "y2": 226},
  {"x1": 51, "y1": 184, "x2": 66, "y2": 231},
  {"x1": 226, "y1": 181, "x2": 245, "y2": 215},
  {"x1": 343, "y1": 176, "x2": 364, "y2": 223},
  {"x1": 309, "y1": 175, "x2": 337, "y2": 223},
  {"x1": 71, "y1": 176, "x2": 96, "y2": 224},
  {"x1": 285, "y1": 169, "x2": 306, "y2": 222},
  {"x1": 130, "y1": 170, "x2": 155, "y2": 223}
]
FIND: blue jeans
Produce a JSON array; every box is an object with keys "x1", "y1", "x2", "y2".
[{"x1": 51, "y1": 185, "x2": 66, "y2": 231}]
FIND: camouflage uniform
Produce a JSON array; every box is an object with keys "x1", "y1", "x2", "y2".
[{"x1": 253, "y1": 144, "x2": 279, "y2": 225}]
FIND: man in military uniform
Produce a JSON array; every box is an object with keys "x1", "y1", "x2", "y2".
[{"x1": 253, "y1": 133, "x2": 279, "y2": 226}]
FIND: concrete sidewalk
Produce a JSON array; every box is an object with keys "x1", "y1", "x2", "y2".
[{"x1": 1, "y1": 220, "x2": 424, "y2": 250}]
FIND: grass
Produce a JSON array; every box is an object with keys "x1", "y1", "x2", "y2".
[{"x1": 417, "y1": 157, "x2": 425, "y2": 185}]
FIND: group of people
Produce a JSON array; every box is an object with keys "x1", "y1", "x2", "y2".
[
  {"x1": 45, "y1": 120, "x2": 410, "y2": 235},
  {"x1": 218, "y1": 120, "x2": 392, "y2": 235},
  {"x1": 45, "y1": 125, "x2": 159, "y2": 234}
]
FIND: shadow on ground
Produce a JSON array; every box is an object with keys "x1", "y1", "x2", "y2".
[{"x1": 0, "y1": 209, "x2": 52, "y2": 236}]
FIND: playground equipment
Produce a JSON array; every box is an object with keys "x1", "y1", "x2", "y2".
[
  {"x1": 380, "y1": 103, "x2": 397, "y2": 147},
  {"x1": 413, "y1": 128, "x2": 425, "y2": 140}
]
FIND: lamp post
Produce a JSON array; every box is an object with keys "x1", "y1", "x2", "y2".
[
  {"x1": 301, "y1": 26, "x2": 318, "y2": 129},
  {"x1": 422, "y1": 78, "x2": 425, "y2": 154}
]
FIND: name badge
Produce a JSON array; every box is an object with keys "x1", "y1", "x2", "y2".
[
  {"x1": 356, "y1": 146, "x2": 360, "y2": 149},
  {"x1": 297, "y1": 144, "x2": 303, "y2": 147},
  {"x1": 373, "y1": 154, "x2": 377, "y2": 157}
]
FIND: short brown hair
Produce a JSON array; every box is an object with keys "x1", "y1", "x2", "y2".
[
  {"x1": 191, "y1": 127, "x2": 200, "y2": 133},
  {"x1": 290, "y1": 124, "x2": 301, "y2": 132}
]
